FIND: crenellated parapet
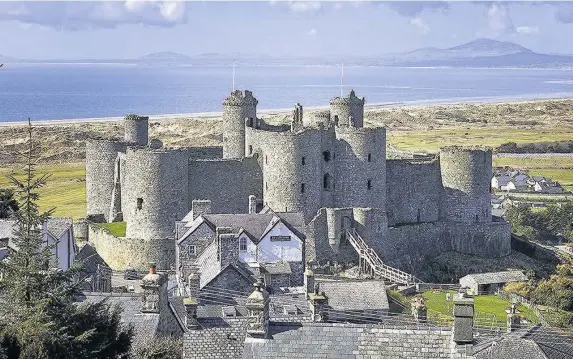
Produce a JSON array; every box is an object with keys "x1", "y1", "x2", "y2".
[
  {"x1": 124, "y1": 114, "x2": 149, "y2": 147},
  {"x1": 222, "y1": 90, "x2": 258, "y2": 107},
  {"x1": 222, "y1": 90, "x2": 258, "y2": 159}
]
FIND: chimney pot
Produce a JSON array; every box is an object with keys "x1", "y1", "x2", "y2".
[{"x1": 149, "y1": 262, "x2": 157, "y2": 275}]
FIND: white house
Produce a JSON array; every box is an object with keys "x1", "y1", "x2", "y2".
[
  {"x1": 0, "y1": 217, "x2": 77, "y2": 271},
  {"x1": 175, "y1": 199, "x2": 306, "y2": 292}
]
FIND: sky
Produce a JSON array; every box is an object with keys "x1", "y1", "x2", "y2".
[{"x1": 0, "y1": 1, "x2": 572, "y2": 60}]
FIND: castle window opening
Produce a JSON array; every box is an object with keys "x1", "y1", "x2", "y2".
[
  {"x1": 248, "y1": 145, "x2": 253, "y2": 155},
  {"x1": 301, "y1": 183, "x2": 305, "y2": 193},
  {"x1": 137, "y1": 198, "x2": 143, "y2": 210},
  {"x1": 323, "y1": 173, "x2": 334, "y2": 191},
  {"x1": 323, "y1": 151, "x2": 331, "y2": 162},
  {"x1": 368, "y1": 153, "x2": 372, "y2": 162},
  {"x1": 239, "y1": 237, "x2": 247, "y2": 252},
  {"x1": 367, "y1": 180, "x2": 372, "y2": 190},
  {"x1": 302, "y1": 157, "x2": 306, "y2": 165},
  {"x1": 333, "y1": 153, "x2": 336, "y2": 160},
  {"x1": 265, "y1": 155, "x2": 268, "y2": 164}
]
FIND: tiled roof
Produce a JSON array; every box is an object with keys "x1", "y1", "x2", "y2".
[
  {"x1": 46, "y1": 217, "x2": 73, "y2": 239},
  {"x1": 316, "y1": 280, "x2": 389, "y2": 311},
  {"x1": 461, "y1": 271, "x2": 528, "y2": 285},
  {"x1": 243, "y1": 322, "x2": 455, "y2": 359}
]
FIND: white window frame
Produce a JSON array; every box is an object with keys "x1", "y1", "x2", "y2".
[{"x1": 239, "y1": 237, "x2": 247, "y2": 252}]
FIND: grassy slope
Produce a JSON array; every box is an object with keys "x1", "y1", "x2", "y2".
[
  {"x1": 98, "y1": 222, "x2": 127, "y2": 237},
  {"x1": 423, "y1": 290, "x2": 539, "y2": 326}
]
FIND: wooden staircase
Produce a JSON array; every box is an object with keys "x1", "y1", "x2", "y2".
[{"x1": 346, "y1": 228, "x2": 422, "y2": 285}]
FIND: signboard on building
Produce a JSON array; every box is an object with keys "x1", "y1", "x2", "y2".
[{"x1": 270, "y1": 235, "x2": 291, "y2": 242}]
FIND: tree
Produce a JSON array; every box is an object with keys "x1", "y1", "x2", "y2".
[
  {"x1": 0, "y1": 189, "x2": 18, "y2": 219},
  {"x1": 0, "y1": 119, "x2": 133, "y2": 359},
  {"x1": 133, "y1": 337, "x2": 182, "y2": 359}
]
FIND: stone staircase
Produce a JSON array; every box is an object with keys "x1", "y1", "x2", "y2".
[{"x1": 345, "y1": 229, "x2": 422, "y2": 285}]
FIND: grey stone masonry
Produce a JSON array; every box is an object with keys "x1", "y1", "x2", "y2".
[
  {"x1": 124, "y1": 114, "x2": 149, "y2": 146},
  {"x1": 453, "y1": 294, "x2": 474, "y2": 344},
  {"x1": 222, "y1": 90, "x2": 258, "y2": 159}
]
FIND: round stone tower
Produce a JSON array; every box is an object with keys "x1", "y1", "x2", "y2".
[
  {"x1": 86, "y1": 139, "x2": 126, "y2": 222},
  {"x1": 222, "y1": 90, "x2": 258, "y2": 159},
  {"x1": 334, "y1": 126, "x2": 386, "y2": 209},
  {"x1": 329, "y1": 90, "x2": 365, "y2": 127},
  {"x1": 124, "y1": 114, "x2": 149, "y2": 147},
  {"x1": 123, "y1": 147, "x2": 189, "y2": 241},
  {"x1": 260, "y1": 129, "x2": 322, "y2": 222},
  {"x1": 439, "y1": 146, "x2": 492, "y2": 224}
]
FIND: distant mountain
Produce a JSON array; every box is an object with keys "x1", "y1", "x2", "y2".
[
  {"x1": 138, "y1": 51, "x2": 192, "y2": 62},
  {"x1": 447, "y1": 38, "x2": 529, "y2": 57},
  {"x1": 0, "y1": 54, "x2": 18, "y2": 62}
]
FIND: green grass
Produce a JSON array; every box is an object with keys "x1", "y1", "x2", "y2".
[
  {"x1": 98, "y1": 222, "x2": 126, "y2": 237},
  {"x1": 388, "y1": 128, "x2": 573, "y2": 153},
  {"x1": 422, "y1": 290, "x2": 539, "y2": 327},
  {"x1": 492, "y1": 157, "x2": 573, "y2": 192},
  {"x1": 0, "y1": 163, "x2": 86, "y2": 219}
]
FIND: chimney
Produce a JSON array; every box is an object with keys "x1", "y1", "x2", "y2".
[
  {"x1": 453, "y1": 292, "x2": 474, "y2": 344},
  {"x1": 506, "y1": 303, "x2": 521, "y2": 333},
  {"x1": 246, "y1": 278, "x2": 270, "y2": 339},
  {"x1": 304, "y1": 268, "x2": 314, "y2": 299},
  {"x1": 188, "y1": 269, "x2": 200, "y2": 299},
  {"x1": 248, "y1": 195, "x2": 257, "y2": 214},
  {"x1": 218, "y1": 231, "x2": 239, "y2": 268},
  {"x1": 308, "y1": 283, "x2": 328, "y2": 322},
  {"x1": 184, "y1": 297, "x2": 199, "y2": 330},
  {"x1": 140, "y1": 262, "x2": 167, "y2": 314},
  {"x1": 191, "y1": 200, "x2": 212, "y2": 221},
  {"x1": 411, "y1": 295, "x2": 427, "y2": 323}
]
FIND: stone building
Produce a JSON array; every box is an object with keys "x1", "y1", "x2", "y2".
[
  {"x1": 84, "y1": 89, "x2": 510, "y2": 274},
  {"x1": 459, "y1": 270, "x2": 528, "y2": 295}
]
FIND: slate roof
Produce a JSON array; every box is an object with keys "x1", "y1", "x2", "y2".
[
  {"x1": 46, "y1": 217, "x2": 73, "y2": 239},
  {"x1": 316, "y1": 280, "x2": 389, "y2": 311},
  {"x1": 474, "y1": 325, "x2": 573, "y2": 359},
  {"x1": 261, "y1": 261, "x2": 291, "y2": 275},
  {"x1": 76, "y1": 243, "x2": 110, "y2": 275},
  {"x1": 242, "y1": 322, "x2": 455, "y2": 359},
  {"x1": 495, "y1": 175, "x2": 511, "y2": 187},
  {"x1": 461, "y1": 271, "x2": 528, "y2": 285}
]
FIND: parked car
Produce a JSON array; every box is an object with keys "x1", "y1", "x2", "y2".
[{"x1": 123, "y1": 269, "x2": 140, "y2": 280}]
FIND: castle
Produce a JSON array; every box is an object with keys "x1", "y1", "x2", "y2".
[{"x1": 85, "y1": 90, "x2": 511, "y2": 274}]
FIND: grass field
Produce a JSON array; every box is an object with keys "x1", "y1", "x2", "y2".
[
  {"x1": 423, "y1": 290, "x2": 539, "y2": 327},
  {"x1": 0, "y1": 162, "x2": 86, "y2": 219},
  {"x1": 388, "y1": 128, "x2": 573, "y2": 153},
  {"x1": 98, "y1": 222, "x2": 127, "y2": 237}
]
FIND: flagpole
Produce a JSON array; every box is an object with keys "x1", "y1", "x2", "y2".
[
  {"x1": 340, "y1": 61, "x2": 344, "y2": 97},
  {"x1": 232, "y1": 61, "x2": 236, "y2": 91}
]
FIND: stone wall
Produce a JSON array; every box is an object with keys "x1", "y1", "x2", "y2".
[
  {"x1": 386, "y1": 159, "x2": 442, "y2": 226},
  {"x1": 188, "y1": 156, "x2": 263, "y2": 214},
  {"x1": 88, "y1": 223, "x2": 175, "y2": 270},
  {"x1": 124, "y1": 114, "x2": 149, "y2": 146},
  {"x1": 222, "y1": 90, "x2": 257, "y2": 159},
  {"x1": 203, "y1": 266, "x2": 253, "y2": 294},
  {"x1": 329, "y1": 90, "x2": 365, "y2": 127},
  {"x1": 219, "y1": 234, "x2": 240, "y2": 269},
  {"x1": 448, "y1": 221, "x2": 511, "y2": 258},
  {"x1": 85, "y1": 140, "x2": 126, "y2": 222}
]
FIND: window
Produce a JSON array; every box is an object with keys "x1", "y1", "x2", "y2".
[
  {"x1": 323, "y1": 173, "x2": 334, "y2": 191},
  {"x1": 265, "y1": 155, "x2": 268, "y2": 164},
  {"x1": 333, "y1": 153, "x2": 336, "y2": 160},
  {"x1": 239, "y1": 237, "x2": 247, "y2": 252},
  {"x1": 248, "y1": 145, "x2": 253, "y2": 155},
  {"x1": 367, "y1": 153, "x2": 372, "y2": 162},
  {"x1": 187, "y1": 245, "x2": 196, "y2": 256},
  {"x1": 323, "y1": 151, "x2": 331, "y2": 162},
  {"x1": 302, "y1": 157, "x2": 306, "y2": 165},
  {"x1": 301, "y1": 183, "x2": 305, "y2": 193},
  {"x1": 367, "y1": 180, "x2": 372, "y2": 190},
  {"x1": 137, "y1": 198, "x2": 143, "y2": 210}
]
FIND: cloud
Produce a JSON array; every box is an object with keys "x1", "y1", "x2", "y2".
[
  {"x1": 554, "y1": 2, "x2": 573, "y2": 24},
  {"x1": 410, "y1": 17, "x2": 429, "y2": 35},
  {"x1": 0, "y1": 1, "x2": 188, "y2": 30},
  {"x1": 287, "y1": 1, "x2": 322, "y2": 14},
  {"x1": 516, "y1": 25, "x2": 539, "y2": 35},
  {"x1": 385, "y1": 1, "x2": 449, "y2": 17},
  {"x1": 486, "y1": 2, "x2": 514, "y2": 36},
  {"x1": 308, "y1": 28, "x2": 317, "y2": 36}
]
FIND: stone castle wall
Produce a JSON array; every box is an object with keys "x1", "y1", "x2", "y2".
[
  {"x1": 124, "y1": 114, "x2": 149, "y2": 146},
  {"x1": 386, "y1": 159, "x2": 442, "y2": 226},
  {"x1": 188, "y1": 156, "x2": 263, "y2": 214},
  {"x1": 86, "y1": 139, "x2": 127, "y2": 222},
  {"x1": 88, "y1": 223, "x2": 175, "y2": 270},
  {"x1": 222, "y1": 90, "x2": 258, "y2": 159}
]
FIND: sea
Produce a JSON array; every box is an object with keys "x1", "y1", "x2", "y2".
[{"x1": 1, "y1": 64, "x2": 573, "y2": 123}]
